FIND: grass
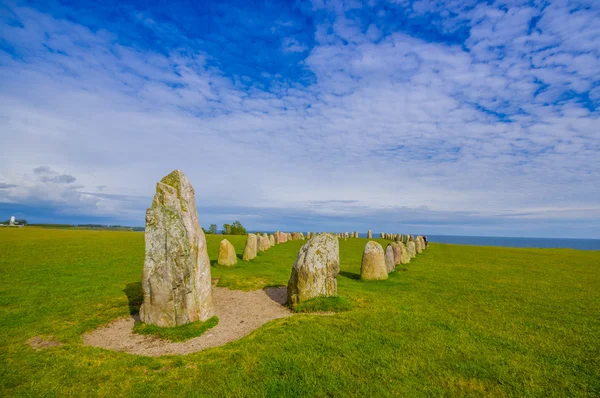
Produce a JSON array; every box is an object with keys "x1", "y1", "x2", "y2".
[
  {"x1": 133, "y1": 317, "x2": 219, "y2": 342},
  {"x1": 291, "y1": 296, "x2": 353, "y2": 313},
  {"x1": 0, "y1": 227, "x2": 599, "y2": 396}
]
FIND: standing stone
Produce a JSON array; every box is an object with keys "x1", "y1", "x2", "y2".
[
  {"x1": 407, "y1": 241, "x2": 417, "y2": 258},
  {"x1": 385, "y1": 244, "x2": 395, "y2": 273},
  {"x1": 367, "y1": 230, "x2": 373, "y2": 239},
  {"x1": 274, "y1": 231, "x2": 280, "y2": 244},
  {"x1": 391, "y1": 242, "x2": 401, "y2": 265},
  {"x1": 398, "y1": 241, "x2": 411, "y2": 264},
  {"x1": 360, "y1": 241, "x2": 388, "y2": 280},
  {"x1": 417, "y1": 236, "x2": 426, "y2": 250},
  {"x1": 140, "y1": 170, "x2": 213, "y2": 327},
  {"x1": 218, "y1": 239, "x2": 237, "y2": 266},
  {"x1": 256, "y1": 234, "x2": 265, "y2": 252},
  {"x1": 415, "y1": 237, "x2": 423, "y2": 254},
  {"x1": 262, "y1": 233, "x2": 270, "y2": 251},
  {"x1": 269, "y1": 234, "x2": 275, "y2": 247},
  {"x1": 243, "y1": 234, "x2": 258, "y2": 260},
  {"x1": 287, "y1": 233, "x2": 340, "y2": 306}
]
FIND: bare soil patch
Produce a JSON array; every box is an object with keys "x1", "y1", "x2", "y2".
[
  {"x1": 83, "y1": 287, "x2": 292, "y2": 356},
  {"x1": 27, "y1": 336, "x2": 63, "y2": 350}
]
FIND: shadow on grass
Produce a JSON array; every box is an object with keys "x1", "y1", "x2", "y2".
[
  {"x1": 123, "y1": 282, "x2": 143, "y2": 315},
  {"x1": 339, "y1": 270, "x2": 360, "y2": 280}
]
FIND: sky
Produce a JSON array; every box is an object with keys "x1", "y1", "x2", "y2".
[{"x1": 0, "y1": 0, "x2": 599, "y2": 238}]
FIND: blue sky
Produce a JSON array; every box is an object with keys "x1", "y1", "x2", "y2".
[{"x1": 1, "y1": 0, "x2": 599, "y2": 238}]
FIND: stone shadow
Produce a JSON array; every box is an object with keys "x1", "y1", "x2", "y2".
[
  {"x1": 263, "y1": 286, "x2": 287, "y2": 306},
  {"x1": 123, "y1": 282, "x2": 143, "y2": 315},
  {"x1": 339, "y1": 270, "x2": 360, "y2": 280}
]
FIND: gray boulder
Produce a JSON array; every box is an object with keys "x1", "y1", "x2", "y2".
[{"x1": 287, "y1": 233, "x2": 340, "y2": 306}]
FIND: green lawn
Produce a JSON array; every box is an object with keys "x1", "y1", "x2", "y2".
[{"x1": 1, "y1": 227, "x2": 599, "y2": 396}]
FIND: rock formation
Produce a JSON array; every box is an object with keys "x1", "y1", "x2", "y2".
[
  {"x1": 407, "y1": 241, "x2": 416, "y2": 258},
  {"x1": 287, "y1": 233, "x2": 340, "y2": 306},
  {"x1": 360, "y1": 241, "x2": 388, "y2": 280},
  {"x1": 385, "y1": 244, "x2": 395, "y2": 273},
  {"x1": 243, "y1": 234, "x2": 258, "y2": 260},
  {"x1": 398, "y1": 241, "x2": 410, "y2": 264},
  {"x1": 218, "y1": 239, "x2": 237, "y2": 266},
  {"x1": 269, "y1": 234, "x2": 275, "y2": 247},
  {"x1": 140, "y1": 170, "x2": 213, "y2": 327},
  {"x1": 367, "y1": 230, "x2": 373, "y2": 239}
]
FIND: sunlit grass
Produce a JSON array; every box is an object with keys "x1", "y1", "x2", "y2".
[
  {"x1": 133, "y1": 317, "x2": 219, "y2": 342},
  {"x1": 0, "y1": 227, "x2": 599, "y2": 396}
]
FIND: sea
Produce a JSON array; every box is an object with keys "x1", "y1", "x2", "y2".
[
  {"x1": 255, "y1": 232, "x2": 600, "y2": 250},
  {"x1": 420, "y1": 235, "x2": 600, "y2": 250}
]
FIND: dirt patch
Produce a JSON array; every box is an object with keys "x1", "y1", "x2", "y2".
[
  {"x1": 27, "y1": 336, "x2": 63, "y2": 350},
  {"x1": 83, "y1": 287, "x2": 292, "y2": 356}
]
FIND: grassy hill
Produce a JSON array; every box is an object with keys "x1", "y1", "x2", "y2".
[{"x1": 1, "y1": 227, "x2": 599, "y2": 396}]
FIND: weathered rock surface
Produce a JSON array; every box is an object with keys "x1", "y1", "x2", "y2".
[
  {"x1": 385, "y1": 244, "x2": 395, "y2": 273},
  {"x1": 140, "y1": 170, "x2": 213, "y2": 327},
  {"x1": 415, "y1": 237, "x2": 423, "y2": 254},
  {"x1": 360, "y1": 241, "x2": 388, "y2": 280},
  {"x1": 367, "y1": 230, "x2": 373, "y2": 239},
  {"x1": 243, "y1": 234, "x2": 258, "y2": 261},
  {"x1": 391, "y1": 242, "x2": 401, "y2": 264},
  {"x1": 398, "y1": 241, "x2": 411, "y2": 264},
  {"x1": 287, "y1": 233, "x2": 340, "y2": 305},
  {"x1": 256, "y1": 234, "x2": 265, "y2": 252},
  {"x1": 262, "y1": 233, "x2": 270, "y2": 251},
  {"x1": 274, "y1": 231, "x2": 280, "y2": 244},
  {"x1": 269, "y1": 234, "x2": 275, "y2": 247},
  {"x1": 407, "y1": 241, "x2": 416, "y2": 258},
  {"x1": 218, "y1": 239, "x2": 237, "y2": 266}
]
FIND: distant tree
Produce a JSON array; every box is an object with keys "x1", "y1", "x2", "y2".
[
  {"x1": 221, "y1": 221, "x2": 246, "y2": 235},
  {"x1": 230, "y1": 220, "x2": 247, "y2": 235},
  {"x1": 208, "y1": 224, "x2": 217, "y2": 234},
  {"x1": 222, "y1": 223, "x2": 232, "y2": 235}
]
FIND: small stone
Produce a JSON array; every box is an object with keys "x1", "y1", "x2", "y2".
[
  {"x1": 385, "y1": 244, "x2": 395, "y2": 273},
  {"x1": 360, "y1": 241, "x2": 388, "y2": 280},
  {"x1": 407, "y1": 241, "x2": 417, "y2": 258},
  {"x1": 218, "y1": 239, "x2": 237, "y2": 266},
  {"x1": 243, "y1": 234, "x2": 258, "y2": 260}
]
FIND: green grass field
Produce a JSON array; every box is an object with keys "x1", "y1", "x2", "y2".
[{"x1": 1, "y1": 227, "x2": 599, "y2": 397}]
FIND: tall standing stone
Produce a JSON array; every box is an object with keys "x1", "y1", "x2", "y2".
[
  {"x1": 243, "y1": 234, "x2": 258, "y2": 260},
  {"x1": 274, "y1": 231, "x2": 280, "y2": 244},
  {"x1": 385, "y1": 244, "x2": 395, "y2": 273},
  {"x1": 287, "y1": 233, "x2": 340, "y2": 306},
  {"x1": 140, "y1": 170, "x2": 213, "y2": 327},
  {"x1": 256, "y1": 234, "x2": 265, "y2": 252},
  {"x1": 415, "y1": 237, "x2": 423, "y2": 254},
  {"x1": 269, "y1": 234, "x2": 275, "y2": 247},
  {"x1": 218, "y1": 239, "x2": 237, "y2": 266},
  {"x1": 407, "y1": 241, "x2": 417, "y2": 258},
  {"x1": 360, "y1": 241, "x2": 388, "y2": 280},
  {"x1": 367, "y1": 230, "x2": 373, "y2": 239},
  {"x1": 262, "y1": 233, "x2": 270, "y2": 251},
  {"x1": 398, "y1": 241, "x2": 410, "y2": 264}
]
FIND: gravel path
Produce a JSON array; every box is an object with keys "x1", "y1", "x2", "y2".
[{"x1": 83, "y1": 286, "x2": 291, "y2": 356}]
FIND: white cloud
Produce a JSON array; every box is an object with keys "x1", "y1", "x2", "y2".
[{"x1": 0, "y1": 1, "x2": 599, "y2": 236}]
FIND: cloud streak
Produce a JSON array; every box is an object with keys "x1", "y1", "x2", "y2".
[{"x1": 0, "y1": 0, "x2": 599, "y2": 237}]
